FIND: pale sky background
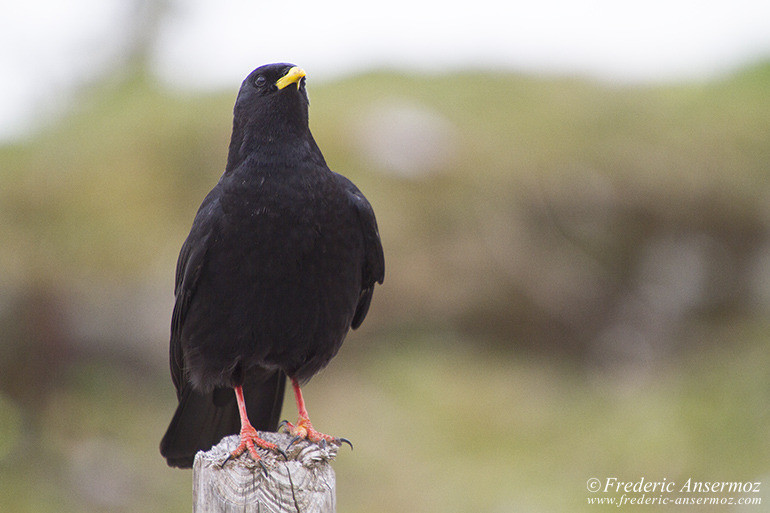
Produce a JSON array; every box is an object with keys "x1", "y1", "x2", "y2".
[{"x1": 2, "y1": 0, "x2": 770, "y2": 140}]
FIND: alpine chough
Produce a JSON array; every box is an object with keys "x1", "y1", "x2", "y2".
[{"x1": 160, "y1": 63, "x2": 384, "y2": 468}]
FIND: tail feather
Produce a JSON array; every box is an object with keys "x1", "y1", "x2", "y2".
[
  {"x1": 160, "y1": 371, "x2": 286, "y2": 468},
  {"x1": 244, "y1": 370, "x2": 287, "y2": 432}
]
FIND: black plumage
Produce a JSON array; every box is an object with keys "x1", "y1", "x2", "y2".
[{"x1": 160, "y1": 63, "x2": 384, "y2": 468}]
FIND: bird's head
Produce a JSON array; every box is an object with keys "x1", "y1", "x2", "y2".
[
  {"x1": 226, "y1": 63, "x2": 323, "y2": 173},
  {"x1": 233, "y1": 63, "x2": 310, "y2": 133}
]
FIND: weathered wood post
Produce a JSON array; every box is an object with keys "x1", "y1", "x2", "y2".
[{"x1": 192, "y1": 432, "x2": 337, "y2": 513}]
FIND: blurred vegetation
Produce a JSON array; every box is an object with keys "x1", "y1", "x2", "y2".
[{"x1": 0, "y1": 62, "x2": 769, "y2": 512}]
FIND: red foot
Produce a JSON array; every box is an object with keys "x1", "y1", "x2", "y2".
[
  {"x1": 231, "y1": 423, "x2": 279, "y2": 461},
  {"x1": 282, "y1": 378, "x2": 352, "y2": 449},
  {"x1": 283, "y1": 416, "x2": 336, "y2": 443}
]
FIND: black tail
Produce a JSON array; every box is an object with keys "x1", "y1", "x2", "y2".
[{"x1": 160, "y1": 371, "x2": 286, "y2": 468}]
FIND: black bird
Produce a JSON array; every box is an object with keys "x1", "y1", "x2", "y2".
[{"x1": 160, "y1": 64, "x2": 384, "y2": 468}]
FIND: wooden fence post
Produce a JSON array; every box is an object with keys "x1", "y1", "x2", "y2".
[{"x1": 192, "y1": 432, "x2": 337, "y2": 513}]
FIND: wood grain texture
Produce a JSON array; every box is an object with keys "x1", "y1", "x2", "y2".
[{"x1": 193, "y1": 432, "x2": 337, "y2": 513}]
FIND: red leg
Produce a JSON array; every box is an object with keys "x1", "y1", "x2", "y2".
[
  {"x1": 283, "y1": 378, "x2": 336, "y2": 443},
  {"x1": 230, "y1": 385, "x2": 279, "y2": 461}
]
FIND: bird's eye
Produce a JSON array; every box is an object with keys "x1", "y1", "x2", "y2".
[{"x1": 254, "y1": 75, "x2": 267, "y2": 88}]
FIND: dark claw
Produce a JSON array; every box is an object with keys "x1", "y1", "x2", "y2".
[
  {"x1": 286, "y1": 435, "x2": 302, "y2": 451},
  {"x1": 219, "y1": 453, "x2": 233, "y2": 468},
  {"x1": 274, "y1": 446, "x2": 288, "y2": 460},
  {"x1": 257, "y1": 459, "x2": 268, "y2": 475},
  {"x1": 278, "y1": 420, "x2": 290, "y2": 432},
  {"x1": 338, "y1": 438, "x2": 353, "y2": 450}
]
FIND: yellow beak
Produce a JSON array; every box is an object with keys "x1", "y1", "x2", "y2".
[{"x1": 275, "y1": 66, "x2": 306, "y2": 90}]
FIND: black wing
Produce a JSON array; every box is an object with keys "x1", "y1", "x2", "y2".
[
  {"x1": 161, "y1": 191, "x2": 286, "y2": 468},
  {"x1": 338, "y1": 175, "x2": 385, "y2": 329},
  {"x1": 169, "y1": 196, "x2": 217, "y2": 396}
]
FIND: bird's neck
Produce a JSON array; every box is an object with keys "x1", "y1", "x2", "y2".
[{"x1": 225, "y1": 122, "x2": 325, "y2": 173}]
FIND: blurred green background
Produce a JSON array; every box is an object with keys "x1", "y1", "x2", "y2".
[{"x1": 2, "y1": 27, "x2": 770, "y2": 513}]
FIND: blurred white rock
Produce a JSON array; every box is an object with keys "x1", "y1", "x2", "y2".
[{"x1": 350, "y1": 99, "x2": 458, "y2": 178}]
